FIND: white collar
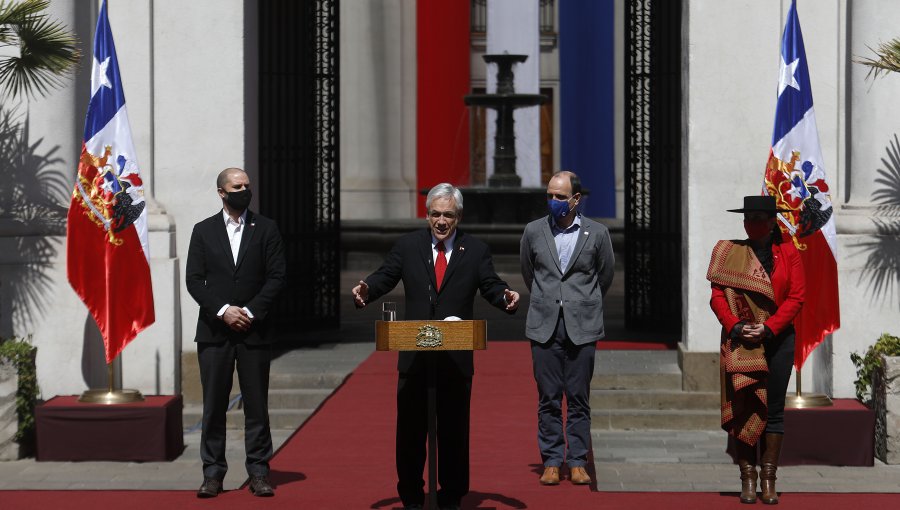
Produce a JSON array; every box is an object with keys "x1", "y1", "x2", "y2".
[
  {"x1": 431, "y1": 230, "x2": 457, "y2": 251},
  {"x1": 222, "y1": 209, "x2": 247, "y2": 225}
]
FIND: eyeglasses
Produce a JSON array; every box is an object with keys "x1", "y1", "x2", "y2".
[
  {"x1": 429, "y1": 211, "x2": 458, "y2": 220},
  {"x1": 546, "y1": 193, "x2": 574, "y2": 201}
]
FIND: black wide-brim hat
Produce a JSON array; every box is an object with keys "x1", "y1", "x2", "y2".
[{"x1": 726, "y1": 195, "x2": 791, "y2": 213}]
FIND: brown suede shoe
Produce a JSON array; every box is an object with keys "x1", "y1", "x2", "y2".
[
  {"x1": 570, "y1": 466, "x2": 592, "y2": 485},
  {"x1": 248, "y1": 475, "x2": 275, "y2": 497},
  {"x1": 539, "y1": 466, "x2": 560, "y2": 485},
  {"x1": 196, "y1": 477, "x2": 223, "y2": 498}
]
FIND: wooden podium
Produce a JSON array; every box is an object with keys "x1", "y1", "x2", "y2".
[
  {"x1": 375, "y1": 319, "x2": 486, "y2": 351},
  {"x1": 376, "y1": 320, "x2": 486, "y2": 509}
]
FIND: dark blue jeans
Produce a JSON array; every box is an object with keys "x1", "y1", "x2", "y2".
[{"x1": 531, "y1": 313, "x2": 596, "y2": 467}]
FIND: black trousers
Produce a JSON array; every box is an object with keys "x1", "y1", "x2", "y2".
[
  {"x1": 198, "y1": 339, "x2": 273, "y2": 479},
  {"x1": 396, "y1": 352, "x2": 472, "y2": 508},
  {"x1": 763, "y1": 327, "x2": 795, "y2": 434}
]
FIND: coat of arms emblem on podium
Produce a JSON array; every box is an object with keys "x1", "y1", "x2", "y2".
[{"x1": 416, "y1": 325, "x2": 444, "y2": 348}]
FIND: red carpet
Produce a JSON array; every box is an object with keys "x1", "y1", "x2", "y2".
[
  {"x1": 2, "y1": 342, "x2": 899, "y2": 509},
  {"x1": 596, "y1": 340, "x2": 675, "y2": 350}
]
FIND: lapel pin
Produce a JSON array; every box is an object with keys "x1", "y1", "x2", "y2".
[
  {"x1": 459, "y1": 246, "x2": 465, "y2": 251},
  {"x1": 583, "y1": 231, "x2": 589, "y2": 236}
]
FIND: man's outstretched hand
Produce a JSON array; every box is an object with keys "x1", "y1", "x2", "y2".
[{"x1": 352, "y1": 280, "x2": 369, "y2": 308}]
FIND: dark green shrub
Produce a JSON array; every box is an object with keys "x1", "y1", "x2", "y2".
[
  {"x1": 0, "y1": 336, "x2": 38, "y2": 452},
  {"x1": 851, "y1": 333, "x2": 900, "y2": 405}
]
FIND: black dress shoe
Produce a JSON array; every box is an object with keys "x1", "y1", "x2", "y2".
[
  {"x1": 248, "y1": 475, "x2": 275, "y2": 497},
  {"x1": 196, "y1": 477, "x2": 223, "y2": 498}
]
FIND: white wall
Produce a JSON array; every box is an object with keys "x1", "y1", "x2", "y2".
[
  {"x1": 149, "y1": 0, "x2": 252, "y2": 355},
  {"x1": 0, "y1": 0, "x2": 251, "y2": 397},
  {"x1": 684, "y1": 0, "x2": 788, "y2": 354},
  {"x1": 1, "y1": 0, "x2": 104, "y2": 398},
  {"x1": 685, "y1": 0, "x2": 900, "y2": 399},
  {"x1": 831, "y1": 0, "x2": 900, "y2": 398},
  {"x1": 340, "y1": 0, "x2": 418, "y2": 218}
]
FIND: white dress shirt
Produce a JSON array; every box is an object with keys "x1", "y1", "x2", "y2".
[{"x1": 217, "y1": 209, "x2": 254, "y2": 319}]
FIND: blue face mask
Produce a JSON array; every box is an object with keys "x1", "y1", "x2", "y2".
[{"x1": 548, "y1": 199, "x2": 571, "y2": 221}]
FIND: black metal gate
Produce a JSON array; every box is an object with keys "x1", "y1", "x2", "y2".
[
  {"x1": 624, "y1": 0, "x2": 682, "y2": 332},
  {"x1": 258, "y1": 0, "x2": 340, "y2": 333}
]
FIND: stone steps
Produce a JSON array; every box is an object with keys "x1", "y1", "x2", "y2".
[
  {"x1": 591, "y1": 350, "x2": 719, "y2": 431},
  {"x1": 183, "y1": 405, "x2": 316, "y2": 430},
  {"x1": 591, "y1": 408, "x2": 721, "y2": 430},
  {"x1": 592, "y1": 372, "x2": 683, "y2": 391},
  {"x1": 591, "y1": 389, "x2": 719, "y2": 411},
  {"x1": 182, "y1": 343, "x2": 374, "y2": 431},
  {"x1": 182, "y1": 388, "x2": 338, "y2": 431},
  {"x1": 268, "y1": 372, "x2": 349, "y2": 390}
]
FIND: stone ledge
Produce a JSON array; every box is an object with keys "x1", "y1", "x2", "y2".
[
  {"x1": 678, "y1": 343, "x2": 719, "y2": 392},
  {"x1": 875, "y1": 355, "x2": 900, "y2": 464},
  {"x1": 341, "y1": 217, "x2": 625, "y2": 258}
]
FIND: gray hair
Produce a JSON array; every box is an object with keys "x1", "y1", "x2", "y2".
[{"x1": 425, "y1": 183, "x2": 463, "y2": 212}]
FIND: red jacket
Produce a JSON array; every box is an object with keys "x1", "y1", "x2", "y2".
[{"x1": 710, "y1": 241, "x2": 805, "y2": 336}]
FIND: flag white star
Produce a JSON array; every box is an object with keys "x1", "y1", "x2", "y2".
[
  {"x1": 100, "y1": 176, "x2": 117, "y2": 195},
  {"x1": 778, "y1": 56, "x2": 800, "y2": 96},
  {"x1": 91, "y1": 57, "x2": 112, "y2": 98}
]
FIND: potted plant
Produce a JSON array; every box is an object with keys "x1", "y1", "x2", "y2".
[
  {"x1": 0, "y1": 336, "x2": 38, "y2": 460},
  {"x1": 851, "y1": 333, "x2": 900, "y2": 464}
]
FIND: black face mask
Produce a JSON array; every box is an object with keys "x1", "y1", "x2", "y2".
[{"x1": 224, "y1": 189, "x2": 252, "y2": 211}]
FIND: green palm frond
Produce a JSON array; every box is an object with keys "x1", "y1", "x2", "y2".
[
  {"x1": 0, "y1": 0, "x2": 48, "y2": 27},
  {"x1": 854, "y1": 38, "x2": 900, "y2": 81},
  {"x1": 0, "y1": 0, "x2": 80, "y2": 99}
]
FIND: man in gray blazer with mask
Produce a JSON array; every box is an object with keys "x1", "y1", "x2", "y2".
[{"x1": 520, "y1": 171, "x2": 615, "y2": 486}]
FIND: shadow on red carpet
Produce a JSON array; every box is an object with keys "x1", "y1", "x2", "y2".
[{"x1": 1, "y1": 342, "x2": 898, "y2": 509}]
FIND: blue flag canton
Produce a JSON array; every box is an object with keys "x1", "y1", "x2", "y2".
[
  {"x1": 83, "y1": 0, "x2": 127, "y2": 142},
  {"x1": 771, "y1": 1, "x2": 814, "y2": 145}
]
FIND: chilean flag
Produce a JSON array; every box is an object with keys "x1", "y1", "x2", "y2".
[
  {"x1": 763, "y1": 0, "x2": 839, "y2": 370},
  {"x1": 66, "y1": 0, "x2": 154, "y2": 363}
]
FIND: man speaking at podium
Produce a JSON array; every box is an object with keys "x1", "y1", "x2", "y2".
[{"x1": 352, "y1": 183, "x2": 520, "y2": 510}]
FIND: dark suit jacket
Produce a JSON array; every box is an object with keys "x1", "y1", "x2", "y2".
[
  {"x1": 186, "y1": 209, "x2": 286, "y2": 344},
  {"x1": 364, "y1": 228, "x2": 512, "y2": 375}
]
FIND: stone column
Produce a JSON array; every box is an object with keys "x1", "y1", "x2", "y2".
[
  {"x1": 875, "y1": 356, "x2": 900, "y2": 464},
  {"x1": 339, "y1": 0, "x2": 418, "y2": 219},
  {"x1": 828, "y1": 0, "x2": 900, "y2": 398}
]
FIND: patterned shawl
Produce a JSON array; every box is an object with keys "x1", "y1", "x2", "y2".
[{"x1": 707, "y1": 240, "x2": 776, "y2": 446}]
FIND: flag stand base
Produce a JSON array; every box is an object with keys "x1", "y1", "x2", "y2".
[
  {"x1": 78, "y1": 389, "x2": 144, "y2": 404},
  {"x1": 785, "y1": 393, "x2": 832, "y2": 408},
  {"x1": 77, "y1": 359, "x2": 144, "y2": 404},
  {"x1": 785, "y1": 366, "x2": 833, "y2": 408}
]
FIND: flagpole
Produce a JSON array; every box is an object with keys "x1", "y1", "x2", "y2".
[
  {"x1": 78, "y1": 356, "x2": 144, "y2": 404},
  {"x1": 784, "y1": 366, "x2": 833, "y2": 408}
]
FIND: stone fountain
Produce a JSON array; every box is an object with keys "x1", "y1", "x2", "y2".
[
  {"x1": 465, "y1": 54, "x2": 546, "y2": 188},
  {"x1": 460, "y1": 54, "x2": 553, "y2": 223}
]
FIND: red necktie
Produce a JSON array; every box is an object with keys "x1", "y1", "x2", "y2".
[{"x1": 435, "y1": 241, "x2": 447, "y2": 291}]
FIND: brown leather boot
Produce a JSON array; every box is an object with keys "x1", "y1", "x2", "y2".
[
  {"x1": 735, "y1": 440, "x2": 758, "y2": 504},
  {"x1": 759, "y1": 433, "x2": 784, "y2": 504}
]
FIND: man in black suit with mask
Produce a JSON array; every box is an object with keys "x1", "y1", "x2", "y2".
[
  {"x1": 352, "y1": 183, "x2": 520, "y2": 510},
  {"x1": 186, "y1": 167, "x2": 286, "y2": 498}
]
